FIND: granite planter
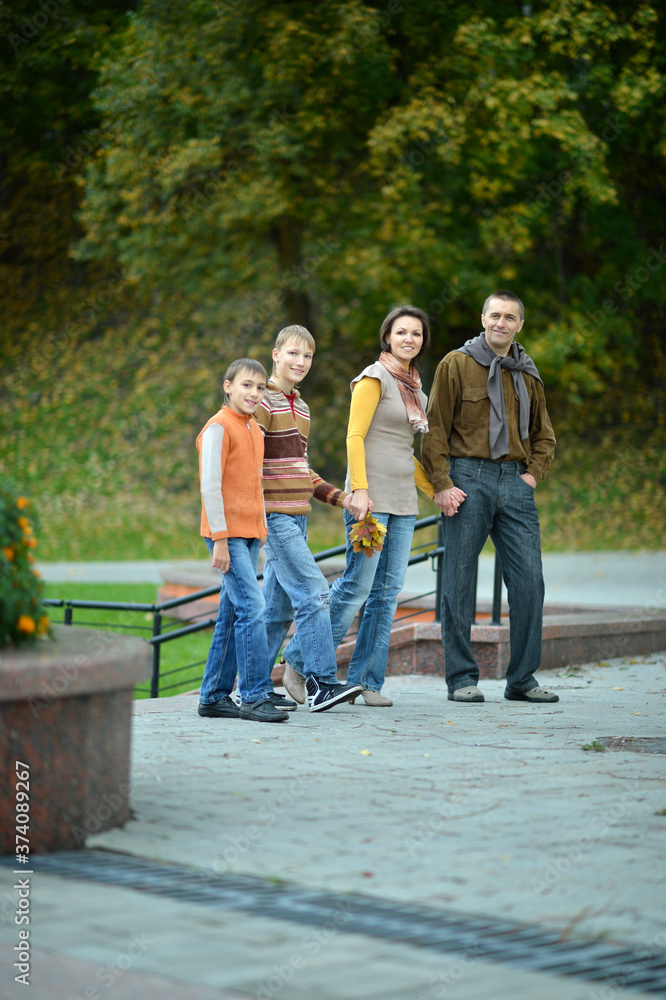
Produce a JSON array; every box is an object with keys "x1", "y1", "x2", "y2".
[{"x1": 0, "y1": 626, "x2": 151, "y2": 853}]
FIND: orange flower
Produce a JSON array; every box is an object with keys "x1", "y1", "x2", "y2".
[
  {"x1": 37, "y1": 616, "x2": 50, "y2": 635},
  {"x1": 17, "y1": 516, "x2": 30, "y2": 532},
  {"x1": 25, "y1": 537, "x2": 37, "y2": 549},
  {"x1": 17, "y1": 615, "x2": 36, "y2": 635},
  {"x1": 2, "y1": 545, "x2": 14, "y2": 561},
  {"x1": 17, "y1": 497, "x2": 30, "y2": 510}
]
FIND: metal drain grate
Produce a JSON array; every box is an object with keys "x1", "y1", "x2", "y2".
[
  {"x1": 8, "y1": 851, "x2": 666, "y2": 995},
  {"x1": 599, "y1": 736, "x2": 666, "y2": 754}
]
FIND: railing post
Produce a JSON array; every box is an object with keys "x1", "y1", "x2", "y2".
[
  {"x1": 150, "y1": 612, "x2": 162, "y2": 698},
  {"x1": 491, "y1": 551, "x2": 502, "y2": 625},
  {"x1": 434, "y1": 518, "x2": 443, "y2": 623},
  {"x1": 64, "y1": 604, "x2": 73, "y2": 626}
]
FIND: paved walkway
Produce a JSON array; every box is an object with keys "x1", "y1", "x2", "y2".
[
  {"x1": 7, "y1": 551, "x2": 665, "y2": 998},
  {"x1": 2, "y1": 652, "x2": 666, "y2": 999}
]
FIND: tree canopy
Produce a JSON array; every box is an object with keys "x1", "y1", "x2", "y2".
[
  {"x1": 72, "y1": 0, "x2": 666, "y2": 422},
  {"x1": 1, "y1": 0, "x2": 665, "y2": 555}
]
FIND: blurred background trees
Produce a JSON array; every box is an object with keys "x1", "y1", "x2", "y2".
[{"x1": 2, "y1": 0, "x2": 664, "y2": 557}]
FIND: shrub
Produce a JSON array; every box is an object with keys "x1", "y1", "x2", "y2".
[{"x1": 0, "y1": 482, "x2": 49, "y2": 647}]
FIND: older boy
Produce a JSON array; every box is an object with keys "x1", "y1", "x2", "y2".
[{"x1": 256, "y1": 325, "x2": 363, "y2": 712}]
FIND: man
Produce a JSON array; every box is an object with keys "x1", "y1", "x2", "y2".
[{"x1": 422, "y1": 291, "x2": 558, "y2": 703}]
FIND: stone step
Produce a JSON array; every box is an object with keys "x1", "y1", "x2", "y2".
[{"x1": 157, "y1": 568, "x2": 666, "y2": 684}]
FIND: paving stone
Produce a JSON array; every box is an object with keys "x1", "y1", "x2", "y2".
[{"x1": 2, "y1": 652, "x2": 665, "y2": 999}]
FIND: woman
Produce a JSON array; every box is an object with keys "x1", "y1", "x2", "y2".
[{"x1": 281, "y1": 305, "x2": 434, "y2": 706}]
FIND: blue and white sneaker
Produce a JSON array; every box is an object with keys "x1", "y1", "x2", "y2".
[{"x1": 305, "y1": 676, "x2": 363, "y2": 713}]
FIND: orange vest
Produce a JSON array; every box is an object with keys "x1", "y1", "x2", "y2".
[{"x1": 196, "y1": 407, "x2": 267, "y2": 540}]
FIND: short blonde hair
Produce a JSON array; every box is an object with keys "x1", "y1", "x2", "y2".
[{"x1": 273, "y1": 325, "x2": 316, "y2": 352}]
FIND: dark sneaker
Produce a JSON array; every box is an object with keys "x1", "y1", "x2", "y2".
[
  {"x1": 198, "y1": 696, "x2": 241, "y2": 718},
  {"x1": 239, "y1": 698, "x2": 289, "y2": 723},
  {"x1": 266, "y1": 691, "x2": 298, "y2": 712},
  {"x1": 305, "y1": 677, "x2": 363, "y2": 713}
]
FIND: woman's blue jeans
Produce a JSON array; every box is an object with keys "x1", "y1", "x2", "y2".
[
  {"x1": 441, "y1": 457, "x2": 544, "y2": 694},
  {"x1": 198, "y1": 537, "x2": 271, "y2": 705},
  {"x1": 283, "y1": 510, "x2": 415, "y2": 691},
  {"x1": 262, "y1": 514, "x2": 339, "y2": 682}
]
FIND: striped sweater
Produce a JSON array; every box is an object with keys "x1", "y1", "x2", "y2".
[
  {"x1": 255, "y1": 381, "x2": 347, "y2": 514},
  {"x1": 196, "y1": 406, "x2": 267, "y2": 540}
]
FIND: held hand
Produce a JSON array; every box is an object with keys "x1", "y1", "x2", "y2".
[
  {"x1": 521, "y1": 473, "x2": 537, "y2": 489},
  {"x1": 211, "y1": 538, "x2": 230, "y2": 574},
  {"x1": 433, "y1": 487, "x2": 467, "y2": 518},
  {"x1": 349, "y1": 489, "x2": 370, "y2": 521}
]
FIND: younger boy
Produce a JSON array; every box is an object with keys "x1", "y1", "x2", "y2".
[
  {"x1": 196, "y1": 358, "x2": 289, "y2": 723},
  {"x1": 256, "y1": 325, "x2": 363, "y2": 712}
]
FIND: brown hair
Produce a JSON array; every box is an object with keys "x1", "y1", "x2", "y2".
[
  {"x1": 482, "y1": 290, "x2": 524, "y2": 320},
  {"x1": 223, "y1": 358, "x2": 268, "y2": 403},
  {"x1": 378, "y1": 305, "x2": 430, "y2": 362}
]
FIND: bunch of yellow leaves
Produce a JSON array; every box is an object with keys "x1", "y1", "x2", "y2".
[{"x1": 349, "y1": 514, "x2": 387, "y2": 558}]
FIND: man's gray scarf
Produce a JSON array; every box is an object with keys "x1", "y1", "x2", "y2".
[{"x1": 458, "y1": 334, "x2": 543, "y2": 459}]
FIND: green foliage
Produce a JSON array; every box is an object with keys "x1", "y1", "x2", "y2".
[
  {"x1": 582, "y1": 740, "x2": 606, "y2": 752},
  {"x1": 70, "y1": 0, "x2": 666, "y2": 398},
  {"x1": 1, "y1": 0, "x2": 665, "y2": 558},
  {"x1": 2, "y1": 335, "x2": 664, "y2": 559},
  {"x1": 537, "y1": 429, "x2": 666, "y2": 551},
  {"x1": 0, "y1": 0, "x2": 139, "y2": 334},
  {"x1": 0, "y1": 483, "x2": 49, "y2": 646},
  {"x1": 72, "y1": 0, "x2": 665, "y2": 457}
]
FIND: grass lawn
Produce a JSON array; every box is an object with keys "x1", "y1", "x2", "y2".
[
  {"x1": 32, "y1": 429, "x2": 666, "y2": 562},
  {"x1": 43, "y1": 582, "x2": 212, "y2": 700}
]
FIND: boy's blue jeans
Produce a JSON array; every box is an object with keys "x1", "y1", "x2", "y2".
[
  {"x1": 441, "y1": 457, "x2": 544, "y2": 694},
  {"x1": 262, "y1": 513, "x2": 339, "y2": 682},
  {"x1": 283, "y1": 510, "x2": 415, "y2": 691},
  {"x1": 198, "y1": 536, "x2": 271, "y2": 705}
]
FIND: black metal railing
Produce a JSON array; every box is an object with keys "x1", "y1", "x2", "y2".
[{"x1": 43, "y1": 516, "x2": 502, "y2": 697}]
